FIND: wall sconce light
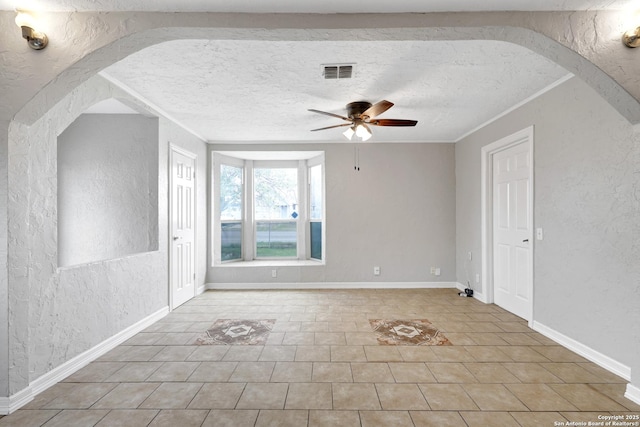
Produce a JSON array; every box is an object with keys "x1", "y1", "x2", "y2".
[
  {"x1": 623, "y1": 26, "x2": 640, "y2": 47},
  {"x1": 15, "y1": 11, "x2": 48, "y2": 50}
]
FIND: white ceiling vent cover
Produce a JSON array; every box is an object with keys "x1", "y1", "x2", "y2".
[{"x1": 322, "y1": 64, "x2": 355, "y2": 79}]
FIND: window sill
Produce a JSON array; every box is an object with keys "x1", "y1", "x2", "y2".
[{"x1": 215, "y1": 259, "x2": 324, "y2": 267}]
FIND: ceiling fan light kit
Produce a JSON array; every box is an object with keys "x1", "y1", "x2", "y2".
[
  {"x1": 354, "y1": 124, "x2": 372, "y2": 141},
  {"x1": 309, "y1": 100, "x2": 417, "y2": 141},
  {"x1": 342, "y1": 126, "x2": 355, "y2": 140}
]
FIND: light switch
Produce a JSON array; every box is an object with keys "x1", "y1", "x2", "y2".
[{"x1": 536, "y1": 228, "x2": 544, "y2": 240}]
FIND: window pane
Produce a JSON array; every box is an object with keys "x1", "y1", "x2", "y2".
[
  {"x1": 220, "y1": 164, "x2": 242, "y2": 220},
  {"x1": 254, "y1": 168, "x2": 298, "y2": 220},
  {"x1": 256, "y1": 221, "x2": 297, "y2": 258},
  {"x1": 309, "y1": 164, "x2": 322, "y2": 220},
  {"x1": 221, "y1": 222, "x2": 242, "y2": 261},
  {"x1": 310, "y1": 221, "x2": 322, "y2": 260}
]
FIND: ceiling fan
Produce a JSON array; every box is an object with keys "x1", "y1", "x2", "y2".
[{"x1": 308, "y1": 100, "x2": 417, "y2": 141}]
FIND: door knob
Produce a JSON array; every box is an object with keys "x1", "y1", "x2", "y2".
[{"x1": 522, "y1": 239, "x2": 529, "y2": 243}]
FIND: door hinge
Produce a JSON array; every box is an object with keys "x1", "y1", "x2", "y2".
[{"x1": 193, "y1": 273, "x2": 196, "y2": 280}]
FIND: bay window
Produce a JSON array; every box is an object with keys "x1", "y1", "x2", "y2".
[{"x1": 213, "y1": 151, "x2": 324, "y2": 264}]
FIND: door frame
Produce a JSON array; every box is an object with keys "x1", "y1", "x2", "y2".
[
  {"x1": 480, "y1": 126, "x2": 534, "y2": 325},
  {"x1": 169, "y1": 144, "x2": 198, "y2": 310}
]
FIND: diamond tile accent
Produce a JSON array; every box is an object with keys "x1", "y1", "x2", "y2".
[
  {"x1": 195, "y1": 319, "x2": 275, "y2": 345},
  {"x1": 369, "y1": 319, "x2": 451, "y2": 346}
]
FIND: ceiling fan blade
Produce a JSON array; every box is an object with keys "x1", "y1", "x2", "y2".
[
  {"x1": 369, "y1": 119, "x2": 418, "y2": 127},
  {"x1": 308, "y1": 109, "x2": 351, "y2": 121},
  {"x1": 310, "y1": 123, "x2": 353, "y2": 132},
  {"x1": 362, "y1": 100, "x2": 394, "y2": 118}
]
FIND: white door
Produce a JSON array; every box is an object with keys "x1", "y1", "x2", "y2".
[
  {"x1": 170, "y1": 147, "x2": 196, "y2": 309},
  {"x1": 492, "y1": 142, "x2": 532, "y2": 320}
]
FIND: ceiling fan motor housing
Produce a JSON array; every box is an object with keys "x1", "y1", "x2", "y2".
[{"x1": 346, "y1": 101, "x2": 373, "y2": 119}]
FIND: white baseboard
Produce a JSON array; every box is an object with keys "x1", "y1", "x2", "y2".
[
  {"x1": 0, "y1": 306, "x2": 169, "y2": 415},
  {"x1": 625, "y1": 383, "x2": 640, "y2": 405},
  {"x1": 0, "y1": 387, "x2": 33, "y2": 417},
  {"x1": 466, "y1": 287, "x2": 488, "y2": 303},
  {"x1": 532, "y1": 321, "x2": 631, "y2": 381},
  {"x1": 207, "y1": 281, "x2": 459, "y2": 290}
]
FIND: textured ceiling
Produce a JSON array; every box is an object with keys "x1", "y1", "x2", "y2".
[
  {"x1": 0, "y1": 0, "x2": 635, "y2": 11},
  {"x1": 102, "y1": 39, "x2": 569, "y2": 143}
]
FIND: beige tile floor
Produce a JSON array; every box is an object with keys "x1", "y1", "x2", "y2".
[{"x1": 1, "y1": 288, "x2": 639, "y2": 426}]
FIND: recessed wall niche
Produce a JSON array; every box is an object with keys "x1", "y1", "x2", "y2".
[{"x1": 57, "y1": 106, "x2": 159, "y2": 267}]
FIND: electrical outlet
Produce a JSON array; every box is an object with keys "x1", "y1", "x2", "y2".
[
  {"x1": 271, "y1": 269, "x2": 277, "y2": 278},
  {"x1": 373, "y1": 266, "x2": 380, "y2": 276},
  {"x1": 434, "y1": 267, "x2": 441, "y2": 276},
  {"x1": 475, "y1": 273, "x2": 480, "y2": 284}
]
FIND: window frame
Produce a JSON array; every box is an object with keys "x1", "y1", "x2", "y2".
[
  {"x1": 307, "y1": 157, "x2": 325, "y2": 261},
  {"x1": 213, "y1": 153, "x2": 245, "y2": 264}
]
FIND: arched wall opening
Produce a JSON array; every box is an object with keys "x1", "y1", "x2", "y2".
[
  {"x1": 4, "y1": 16, "x2": 639, "y2": 407},
  {"x1": 12, "y1": 20, "x2": 640, "y2": 128}
]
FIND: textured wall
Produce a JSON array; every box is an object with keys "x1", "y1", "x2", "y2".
[
  {"x1": 7, "y1": 75, "x2": 170, "y2": 390},
  {"x1": 455, "y1": 76, "x2": 640, "y2": 370},
  {"x1": 0, "y1": 121, "x2": 8, "y2": 396},
  {"x1": 58, "y1": 114, "x2": 159, "y2": 267},
  {"x1": 208, "y1": 143, "x2": 456, "y2": 285}
]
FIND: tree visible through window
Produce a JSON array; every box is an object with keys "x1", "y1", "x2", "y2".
[{"x1": 254, "y1": 167, "x2": 298, "y2": 258}]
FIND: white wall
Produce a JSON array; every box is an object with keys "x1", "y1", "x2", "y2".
[
  {"x1": 456, "y1": 76, "x2": 640, "y2": 376},
  {"x1": 58, "y1": 114, "x2": 159, "y2": 267},
  {"x1": 4, "y1": 74, "x2": 204, "y2": 395},
  {"x1": 7, "y1": 78, "x2": 168, "y2": 388},
  {"x1": 208, "y1": 142, "x2": 456, "y2": 286},
  {"x1": 0, "y1": 123, "x2": 7, "y2": 397},
  {"x1": 1, "y1": 74, "x2": 210, "y2": 403}
]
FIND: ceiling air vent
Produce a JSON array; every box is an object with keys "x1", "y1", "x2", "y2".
[{"x1": 322, "y1": 64, "x2": 354, "y2": 79}]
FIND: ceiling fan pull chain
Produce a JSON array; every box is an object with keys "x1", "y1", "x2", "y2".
[{"x1": 354, "y1": 146, "x2": 357, "y2": 171}]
